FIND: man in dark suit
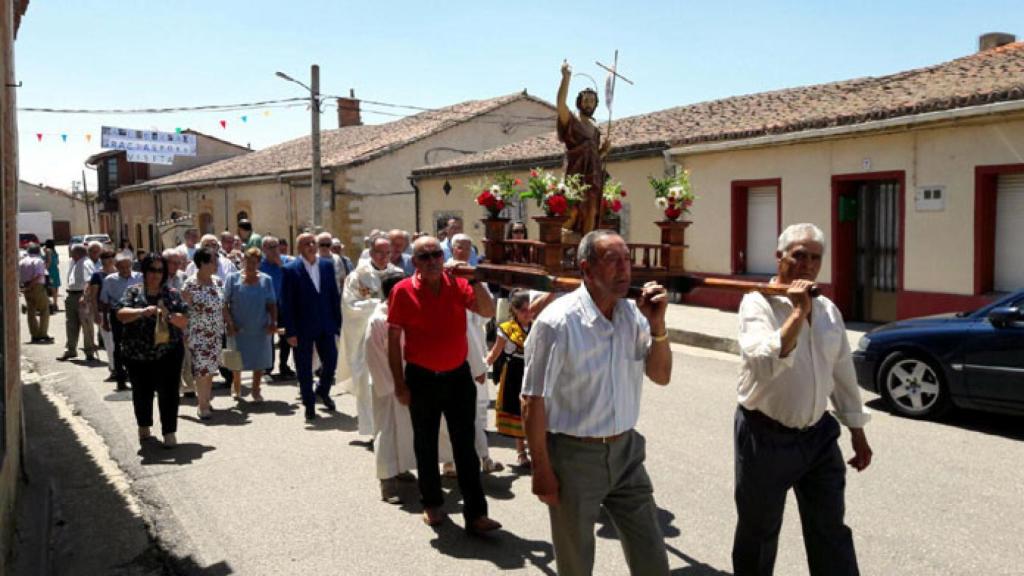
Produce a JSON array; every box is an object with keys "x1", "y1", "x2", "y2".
[{"x1": 280, "y1": 233, "x2": 343, "y2": 421}]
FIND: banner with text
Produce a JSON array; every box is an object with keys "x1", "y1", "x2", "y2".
[{"x1": 101, "y1": 126, "x2": 197, "y2": 162}]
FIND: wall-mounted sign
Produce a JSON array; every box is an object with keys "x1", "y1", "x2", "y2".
[{"x1": 100, "y1": 126, "x2": 197, "y2": 163}]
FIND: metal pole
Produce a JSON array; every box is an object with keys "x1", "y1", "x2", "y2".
[{"x1": 311, "y1": 64, "x2": 322, "y2": 230}]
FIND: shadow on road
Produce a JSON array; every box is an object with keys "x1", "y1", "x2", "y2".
[
  {"x1": 235, "y1": 398, "x2": 298, "y2": 417},
  {"x1": 179, "y1": 406, "x2": 252, "y2": 427},
  {"x1": 14, "y1": 383, "x2": 234, "y2": 575},
  {"x1": 429, "y1": 523, "x2": 556, "y2": 575},
  {"x1": 596, "y1": 506, "x2": 732, "y2": 575},
  {"x1": 866, "y1": 398, "x2": 1024, "y2": 441},
  {"x1": 304, "y1": 409, "x2": 359, "y2": 431},
  {"x1": 138, "y1": 441, "x2": 217, "y2": 466}
]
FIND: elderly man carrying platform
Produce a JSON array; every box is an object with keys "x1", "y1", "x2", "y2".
[
  {"x1": 523, "y1": 229, "x2": 673, "y2": 576},
  {"x1": 387, "y1": 235, "x2": 501, "y2": 534}
]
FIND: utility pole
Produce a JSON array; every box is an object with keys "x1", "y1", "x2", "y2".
[
  {"x1": 81, "y1": 169, "x2": 93, "y2": 234},
  {"x1": 311, "y1": 64, "x2": 322, "y2": 230}
]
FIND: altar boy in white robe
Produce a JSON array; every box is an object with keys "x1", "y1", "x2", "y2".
[
  {"x1": 365, "y1": 272, "x2": 417, "y2": 504},
  {"x1": 342, "y1": 233, "x2": 404, "y2": 436}
]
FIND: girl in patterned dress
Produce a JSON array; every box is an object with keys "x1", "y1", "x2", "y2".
[
  {"x1": 486, "y1": 289, "x2": 534, "y2": 468},
  {"x1": 181, "y1": 247, "x2": 227, "y2": 419}
]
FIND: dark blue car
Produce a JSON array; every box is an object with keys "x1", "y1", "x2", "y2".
[{"x1": 853, "y1": 290, "x2": 1024, "y2": 418}]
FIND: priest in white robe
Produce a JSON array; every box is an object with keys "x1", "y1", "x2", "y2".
[{"x1": 342, "y1": 233, "x2": 404, "y2": 436}]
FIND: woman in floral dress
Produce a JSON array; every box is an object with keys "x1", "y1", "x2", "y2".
[{"x1": 181, "y1": 247, "x2": 227, "y2": 419}]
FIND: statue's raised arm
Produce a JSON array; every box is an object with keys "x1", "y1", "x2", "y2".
[{"x1": 557, "y1": 60, "x2": 573, "y2": 128}]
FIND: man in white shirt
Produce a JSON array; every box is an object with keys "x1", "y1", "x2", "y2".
[
  {"x1": 185, "y1": 234, "x2": 237, "y2": 280},
  {"x1": 732, "y1": 223, "x2": 872, "y2": 576},
  {"x1": 439, "y1": 217, "x2": 478, "y2": 265},
  {"x1": 523, "y1": 230, "x2": 672, "y2": 576},
  {"x1": 59, "y1": 244, "x2": 98, "y2": 362},
  {"x1": 177, "y1": 228, "x2": 199, "y2": 261}
]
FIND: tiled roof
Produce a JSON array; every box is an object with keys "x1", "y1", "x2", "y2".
[
  {"x1": 415, "y1": 42, "x2": 1024, "y2": 176},
  {"x1": 120, "y1": 92, "x2": 553, "y2": 191}
]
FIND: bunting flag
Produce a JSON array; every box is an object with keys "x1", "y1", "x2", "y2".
[{"x1": 27, "y1": 107, "x2": 274, "y2": 146}]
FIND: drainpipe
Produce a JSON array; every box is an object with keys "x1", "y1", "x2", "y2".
[
  {"x1": 223, "y1": 186, "x2": 230, "y2": 231},
  {"x1": 408, "y1": 176, "x2": 421, "y2": 232}
]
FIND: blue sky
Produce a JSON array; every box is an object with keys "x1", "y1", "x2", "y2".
[{"x1": 15, "y1": 0, "x2": 1024, "y2": 190}]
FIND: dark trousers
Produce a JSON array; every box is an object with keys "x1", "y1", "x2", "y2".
[
  {"x1": 109, "y1": 312, "x2": 128, "y2": 386},
  {"x1": 732, "y1": 406, "x2": 859, "y2": 576},
  {"x1": 406, "y1": 362, "x2": 487, "y2": 523},
  {"x1": 270, "y1": 333, "x2": 292, "y2": 373},
  {"x1": 127, "y1": 348, "x2": 184, "y2": 435},
  {"x1": 294, "y1": 331, "x2": 337, "y2": 408}
]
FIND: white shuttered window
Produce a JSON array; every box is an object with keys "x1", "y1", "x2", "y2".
[
  {"x1": 746, "y1": 186, "x2": 778, "y2": 275},
  {"x1": 995, "y1": 174, "x2": 1024, "y2": 292}
]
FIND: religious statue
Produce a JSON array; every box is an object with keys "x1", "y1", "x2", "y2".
[{"x1": 557, "y1": 60, "x2": 611, "y2": 236}]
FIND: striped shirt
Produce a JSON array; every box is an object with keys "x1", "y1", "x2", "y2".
[{"x1": 522, "y1": 285, "x2": 652, "y2": 437}]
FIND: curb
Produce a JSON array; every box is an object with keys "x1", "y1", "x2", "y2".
[{"x1": 667, "y1": 327, "x2": 740, "y2": 355}]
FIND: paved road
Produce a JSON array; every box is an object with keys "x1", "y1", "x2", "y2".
[{"x1": 18, "y1": 302, "x2": 1024, "y2": 575}]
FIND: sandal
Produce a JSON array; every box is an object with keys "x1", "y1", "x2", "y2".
[
  {"x1": 441, "y1": 462, "x2": 458, "y2": 478},
  {"x1": 251, "y1": 388, "x2": 264, "y2": 403},
  {"x1": 516, "y1": 451, "x2": 531, "y2": 468},
  {"x1": 481, "y1": 457, "x2": 504, "y2": 474}
]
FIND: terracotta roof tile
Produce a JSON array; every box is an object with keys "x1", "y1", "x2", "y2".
[
  {"x1": 123, "y1": 92, "x2": 553, "y2": 190},
  {"x1": 415, "y1": 42, "x2": 1024, "y2": 175}
]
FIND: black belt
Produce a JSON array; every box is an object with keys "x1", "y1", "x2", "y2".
[
  {"x1": 408, "y1": 361, "x2": 467, "y2": 377},
  {"x1": 552, "y1": 429, "x2": 631, "y2": 444},
  {"x1": 739, "y1": 406, "x2": 824, "y2": 434}
]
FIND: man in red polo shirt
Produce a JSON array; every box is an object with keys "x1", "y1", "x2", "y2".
[{"x1": 387, "y1": 235, "x2": 501, "y2": 534}]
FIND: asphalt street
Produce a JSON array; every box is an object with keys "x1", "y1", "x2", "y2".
[{"x1": 17, "y1": 301, "x2": 1024, "y2": 576}]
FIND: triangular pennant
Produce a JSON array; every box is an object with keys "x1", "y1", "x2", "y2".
[
  {"x1": 85, "y1": 133, "x2": 92, "y2": 142},
  {"x1": 219, "y1": 120, "x2": 227, "y2": 129},
  {"x1": 61, "y1": 134, "x2": 68, "y2": 143},
  {"x1": 36, "y1": 133, "x2": 42, "y2": 142},
  {"x1": 241, "y1": 115, "x2": 248, "y2": 123},
  {"x1": 175, "y1": 127, "x2": 182, "y2": 134},
  {"x1": 263, "y1": 110, "x2": 271, "y2": 117}
]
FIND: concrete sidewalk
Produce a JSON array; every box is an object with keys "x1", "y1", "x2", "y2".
[{"x1": 663, "y1": 301, "x2": 871, "y2": 355}]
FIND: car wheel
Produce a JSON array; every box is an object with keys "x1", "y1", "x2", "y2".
[{"x1": 878, "y1": 352, "x2": 951, "y2": 419}]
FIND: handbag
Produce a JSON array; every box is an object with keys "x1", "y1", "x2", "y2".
[
  {"x1": 220, "y1": 338, "x2": 243, "y2": 371},
  {"x1": 153, "y1": 302, "x2": 170, "y2": 345}
]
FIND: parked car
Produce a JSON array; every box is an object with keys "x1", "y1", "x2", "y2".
[
  {"x1": 853, "y1": 290, "x2": 1024, "y2": 419},
  {"x1": 18, "y1": 233, "x2": 39, "y2": 249},
  {"x1": 82, "y1": 233, "x2": 113, "y2": 249},
  {"x1": 69, "y1": 235, "x2": 84, "y2": 246}
]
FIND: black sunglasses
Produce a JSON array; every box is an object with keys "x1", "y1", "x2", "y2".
[
  {"x1": 318, "y1": 242, "x2": 332, "y2": 248},
  {"x1": 415, "y1": 250, "x2": 445, "y2": 262}
]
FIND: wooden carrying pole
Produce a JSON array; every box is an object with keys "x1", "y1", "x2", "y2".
[{"x1": 451, "y1": 263, "x2": 819, "y2": 299}]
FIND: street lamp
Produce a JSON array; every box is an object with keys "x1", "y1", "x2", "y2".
[{"x1": 276, "y1": 65, "x2": 323, "y2": 230}]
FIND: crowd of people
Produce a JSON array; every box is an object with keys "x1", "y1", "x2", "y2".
[{"x1": 18, "y1": 217, "x2": 873, "y2": 576}]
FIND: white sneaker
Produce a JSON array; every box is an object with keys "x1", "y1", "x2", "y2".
[{"x1": 163, "y1": 433, "x2": 177, "y2": 448}]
